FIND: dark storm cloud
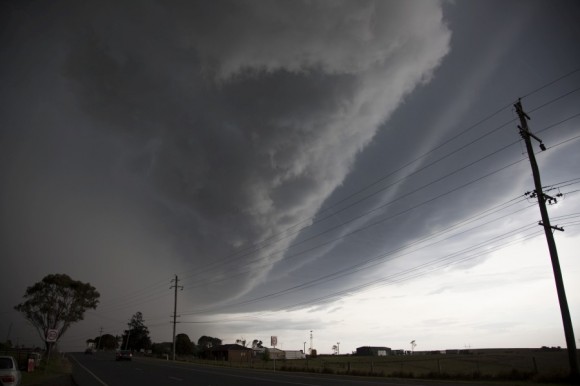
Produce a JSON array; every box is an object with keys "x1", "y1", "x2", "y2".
[
  {"x1": 3, "y1": 0, "x2": 580, "y2": 353},
  {"x1": 49, "y1": 0, "x2": 451, "y2": 305}
]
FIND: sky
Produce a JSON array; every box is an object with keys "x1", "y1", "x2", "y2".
[{"x1": 1, "y1": 0, "x2": 579, "y2": 355}]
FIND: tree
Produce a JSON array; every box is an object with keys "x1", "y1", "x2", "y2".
[
  {"x1": 0, "y1": 340, "x2": 13, "y2": 350},
  {"x1": 121, "y1": 312, "x2": 151, "y2": 351},
  {"x1": 14, "y1": 273, "x2": 100, "y2": 351},
  {"x1": 197, "y1": 335, "x2": 221, "y2": 349},
  {"x1": 152, "y1": 342, "x2": 172, "y2": 356},
  {"x1": 235, "y1": 338, "x2": 247, "y2": 347},
  {"x1": 251, "y1": 339, "x2": 263, "y2": 349},
  {"x1": 175, "y1": 333, "x2": 195, "y2": 356},
  {"x1": 94, "y1": 334, "x2": 118, "y2": 350},
  {"x1": 262, "y1": 348, "x2": 270, "y2": 361}
]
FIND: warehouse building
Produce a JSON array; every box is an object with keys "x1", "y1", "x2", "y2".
[{"x1": 356, "y1": 346, "x2": 391, "y2": 356}]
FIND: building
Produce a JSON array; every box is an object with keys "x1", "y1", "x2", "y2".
[
  {"x1": 204, "y1": 344, "x2": 253, "y2": 362},
  {"x1": 356, "y1": 346, "x2": 391, "y2": 356},
  {"x1": 253, "y1": 347, "x2": 285, "y2": 360},
  {"x1": 284, "y1": 350, "x2": 306, "y2": 360}
]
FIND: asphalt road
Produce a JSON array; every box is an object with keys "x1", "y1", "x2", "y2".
[{"x1": 69, "y1": 352, "x2": 493, "y2": 386}]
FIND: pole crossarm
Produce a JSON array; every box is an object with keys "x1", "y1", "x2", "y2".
[{"x1": 538, "y1": 221, "x2": 564, "y2": 232}]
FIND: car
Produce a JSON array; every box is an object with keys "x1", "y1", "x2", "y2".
[
  {"x1": 115, "y1": 350, "x2": 132, "y2": 361},
  {"x1": 0, "y1": 356, "x2": 21, "y2": 386}
]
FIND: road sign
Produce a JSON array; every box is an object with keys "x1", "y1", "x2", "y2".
[{"x1": 46, "y1": 329, "x2": 58, "y2": 342}]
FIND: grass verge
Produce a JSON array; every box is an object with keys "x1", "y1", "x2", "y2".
[{"x1": 21, "y1": 355, "x2": 72, "y2": 386}]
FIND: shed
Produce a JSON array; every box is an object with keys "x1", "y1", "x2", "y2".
[
  {"x1": 356, "y1": 346, "x2": 391, "y2": 356},
  {"x1": 206, "y1": 344, "x2": 253, "y2": 362}
]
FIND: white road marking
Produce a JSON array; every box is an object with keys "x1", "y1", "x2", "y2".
[{"x1": 68, "y1": 355, "x2": 109, "y2": 386}]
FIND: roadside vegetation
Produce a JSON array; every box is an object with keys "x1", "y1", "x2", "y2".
[{"x1": 20, "y1": 354, "x2": 71, "y2": 386}]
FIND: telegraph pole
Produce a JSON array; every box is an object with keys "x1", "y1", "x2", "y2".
[
  {"x1": 515, "y1": 99, "x2": 579, "y2": 379},
  {"x1": 170, "y1": 275, "x2": 183, "y2": 361},
  {"x1": 97, "y1": 327, "x2": 103, "y2": 351}
]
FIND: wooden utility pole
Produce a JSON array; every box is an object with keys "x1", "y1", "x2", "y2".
[
  {"x1": 97, "y1": 327, "x2": 103, "y2": 350},
  {"x1": 170, "y1": 275, "x2": 183, "y2": 361},
  {"x1": 515, "y1": 99, "x2": 579, "y2": 379}
]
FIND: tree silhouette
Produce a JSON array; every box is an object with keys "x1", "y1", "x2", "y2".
[
  {"x1": 121, "y1": 312, "x2": 151, "y2": 351},
  {"x1": 175, "y1": 333, "x2": 195, "y2": 355},
  {"x1": 15, "y1": 273, "x2": 100, "y2": 351}
]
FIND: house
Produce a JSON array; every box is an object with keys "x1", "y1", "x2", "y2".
[
  {"x1": 284, "y1": 350, "x2": 306, "y2": 360},
  {"x1": 205, "y1": 344, "x2": 253, "y2": 362},
  {"x1": 356, "y1": 346, "x2": 391, "y2": 356},
  {"x1": 252, "y1": 347, "x2": 285, "y2": 360},
  {"x1": 268, "y1": 348, "x2": 285, "y2": 360}
]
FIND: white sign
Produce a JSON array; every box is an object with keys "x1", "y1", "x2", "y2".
[
  {"x1": 46, "y1": 329, "x2": 59, "y2": 342},
  {"x1": 271, "y1": 336, "x2": 277, "y2": 347}
]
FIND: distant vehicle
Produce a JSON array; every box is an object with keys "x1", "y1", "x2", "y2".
[
  {"x1": 0, "y1": 356, "x2": 21, "y2": 386},
  {"x1": 115, "y1": 350, "x2": 132, "y2": 361}
]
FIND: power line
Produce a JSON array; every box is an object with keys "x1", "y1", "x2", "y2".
[
  {"x1": 79, "y1": 70, "x2": 580, "y2": 321},
  {"x1": 183, "y1": 111, "x2": 579, "y2": 286},
  {"x1": 179, "y1": 200, "x2": 536, "y2": 316},
  {"x1": 181, "y1": 222, "x2": 547, "y2": 321},
  {"x1": 176, "y1": 97, "x2": 580, "y2": 287},
  {"x1": 165, "y1": 74, "x2": 580, "y2": 285},
  {"x1": 85, "y1": 116, "x2": 570, "y2": 322}
]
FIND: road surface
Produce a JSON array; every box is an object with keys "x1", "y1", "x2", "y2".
[{"x1": 69, "y1": 352, "x2": 494, "y2": 386}]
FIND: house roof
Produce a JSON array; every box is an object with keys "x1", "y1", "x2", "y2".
[
  {"x1": 356, "y1": 346, "x2": 391, "y2": 350},
  {"x1": 211, "y1": 344, "x2": 253, "y2": 351}
]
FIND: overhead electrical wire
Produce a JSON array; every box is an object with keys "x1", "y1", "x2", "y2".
[
  {"x1": 176, "y1": 126, "x2": 570, "y2": 316},
  {"x1": 180, "y1": 222, "x2": 548, "y2": 322},
  {"x1": 85, "y1": 68, "x2": 580, "y2": 321},
  {"x1": 88, "y1": 104, "x2": 580, "y2": 319},
  {"x1": 178, "y1": 112, "x2": 579, "y2": 291},
  {"x1": 174, "y1": 124, "x2": 580, "y2": 317},
  {"x1": 157, "y1": 74, "x2": 580, "y2": 286},
  {"x1": 176, "y1": 93, "x2": 580, "y2": 286}
]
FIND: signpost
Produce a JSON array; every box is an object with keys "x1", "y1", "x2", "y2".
[{"x1": 45, "y1": 329, "x2": 59, "y2": 370}]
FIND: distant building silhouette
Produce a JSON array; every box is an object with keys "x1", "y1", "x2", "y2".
[{"x1": 355, "y1": 346, "x2": 391, "y2": 356}]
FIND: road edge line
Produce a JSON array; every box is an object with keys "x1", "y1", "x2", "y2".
[{"x1": 68, "y1": 354, "x2": 109, "y2": 386}]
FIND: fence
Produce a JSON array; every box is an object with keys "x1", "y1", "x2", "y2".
[{"x1": 177, "y1": 349, "x2": 573, "y2": 380}]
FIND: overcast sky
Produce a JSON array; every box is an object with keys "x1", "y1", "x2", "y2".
[{"x1": 1, "y1": 0, "x2": 580, "y2": 355}]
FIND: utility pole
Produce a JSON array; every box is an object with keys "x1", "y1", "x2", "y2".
[
  {"x1": 97, "y1": 327, "x2": 103, "y2": 351},
  {"x1": 6, "y1": 322, "x2": 12, "y2": 344},
  {"x1": 515, "y1": 99, "x2": 579, "y2": 379},
  {"x1": 124, "y1": 328, "x2": 130, "y2": 350},
  {"x1": 170, "y1": 275, "x2": 183, "y2": 361}
]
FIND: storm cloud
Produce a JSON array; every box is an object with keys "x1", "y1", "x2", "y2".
[{"x1": 53, "y1": 0, "x2": 451, "y2": 303}]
